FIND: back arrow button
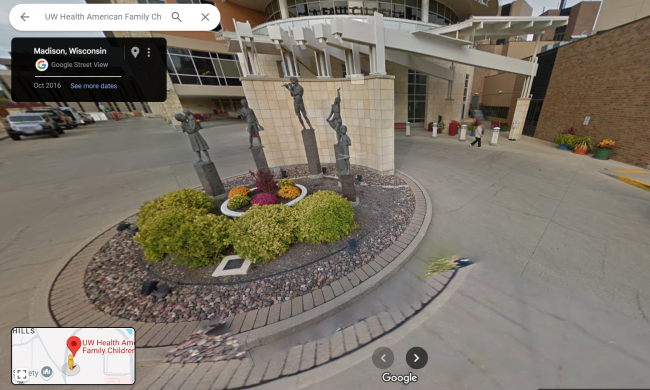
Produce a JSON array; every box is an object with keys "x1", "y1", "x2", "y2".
[
  {"x1": 372, "y1": 347, "x2": 394, "y2": 369},
  {"x1": 21, "y1": 13, "x2": 29, "y2": 21}
]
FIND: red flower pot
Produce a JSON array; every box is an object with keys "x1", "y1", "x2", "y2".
[{"x1": 573, "y1": 145, "x2": 589, "y2": 155}]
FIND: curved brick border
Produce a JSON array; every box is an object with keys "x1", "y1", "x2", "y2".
[
  {"x1": 130, "y1": 271, "x2": 458, "y2": 390},
  {"x1": 48, "y1": 170, "x2": 429, "y2": 351}
]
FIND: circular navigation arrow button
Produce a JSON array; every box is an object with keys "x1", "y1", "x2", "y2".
[
  {"x1": 406, "y1": 347, "x2": 428, "y2": 369},
  {"x1": 372, "y1": 347, "x2": 394, "y2": 369}
]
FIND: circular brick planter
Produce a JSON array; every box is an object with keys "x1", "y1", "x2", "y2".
[{"x1": 48, "y1": 170, "x2": 430, "y2": 352}]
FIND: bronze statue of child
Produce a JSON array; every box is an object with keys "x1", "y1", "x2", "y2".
[
  {"x1": 175, "y1": 111, "x2": 211, "y2": 163},
  {"x1": 237, "y1": 99, "x2": 264, "y2": 149},
  {"x1": 326, "y1": 88, "x2": 343, "y2": 144}
]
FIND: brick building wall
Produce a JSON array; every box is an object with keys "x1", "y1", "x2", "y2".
[
  {"x1": 470, "y1": 44, "x2": 500, "y2": 107},
  {"x1": 534, "y1": 16, "x2": 650, "y2": 168}
]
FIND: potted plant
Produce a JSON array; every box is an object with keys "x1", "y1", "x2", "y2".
[
  {"x1": 427, "y1": 122, "x2": 433, "y2": 132},
  {"x1": 448, "y1": 120, "x2": 460, "y2": 136},
  {"x1": 554, "y1": 133, "x2": 571, "y2": 150},
  {"x1": 499, "y1": 120, "x2": 509, "y2": 132},
  {"x1": 573, "y1": 136, "x2": 593, "y2": 155},
  {"x1": 437, "y1": 121, "x2": 445, "y2": 134},
  {"x1": 594, "y1": 139, "x2": 615, "y2": 160}
]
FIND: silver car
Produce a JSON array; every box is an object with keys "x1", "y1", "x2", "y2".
[{"x1": 5, "y1": 113, "x2": 65, "y2": 140}]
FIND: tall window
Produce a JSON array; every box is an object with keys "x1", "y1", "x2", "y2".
[
  {"x1": 266, "y1": 0, "x2": 459, "y2": 25},
  {"x1": 166, "y1": 48, "x2": 242, "y2": 86},
  {"x1": 461, "y1": 74, "x2": 469, "y2": 120},
  {"x1": 407, "y1": 69, "x2": 426, "y2": 124}
]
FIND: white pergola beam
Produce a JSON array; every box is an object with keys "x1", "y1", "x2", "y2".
[
  {"x1": 385, "y1": 49, "x2": 454, "y2": 81},
  {"x1": 383, "y1": 29, "x2": 537, "y2": 76}
]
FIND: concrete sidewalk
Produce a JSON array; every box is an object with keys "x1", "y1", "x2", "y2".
[
  {"x1": 257, "y1": 129, "x2": 650, "y2": 389},
  {"x1": 3, "y1": 120, "x2": 650, "y2": 389}
]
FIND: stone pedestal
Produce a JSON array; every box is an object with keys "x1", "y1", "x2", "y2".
[
  {"x1": 301, "y1": 128, "x2": 322, "y2": 176},
  {"x1": 334, "y1": 143, "x2": 347, "y2": 178},
  {"x1": 251, "y1": 146, "x2": 270, "y2": 174},
  {"x1": 194, "y1": 161, "x2": 225, "y2": 197},
  {"x1": 340, "y1": 173, "x2": 357, "y2": 201}
]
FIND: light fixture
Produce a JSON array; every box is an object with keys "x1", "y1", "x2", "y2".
[
  {"x1": 128, "y1": 225, "x2": 139, "y2": 236},
  {"x1": 151, "y1": 283, "x2": 170, "y2": 299},
  {"x1": 141, "y1": 280, "x2": 159, "y2": 296},
  {"x1": 322, "y1": 167, "x2": 327, "y2": 174},
  {"x1": 281, "y1": 170, "x2": 287, "y2": 178},
  {"x1": 116, "y1": 221, "x2": 131, "y2": 232},
  {"x1": 348, "y1": 238, "x2": 357, "y2": 255},
  {"x1": 454, "y1": 258, "x2": 473, "y2": 267},
  {"x1": 356, "y1": 174, "x2": 362, "y2": 182}
]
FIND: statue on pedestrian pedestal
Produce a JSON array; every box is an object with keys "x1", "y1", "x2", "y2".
[
  {"x1": 236, "y1": 99, "x2": 264, "y2": 149},
  {"x1": 175, "y1": 110, "x2": 225, "y2": 197},
  {"x1": 283, "y1": 77, "x2": 313, "y2": 130},
  {"x1": 338, "y1": 125, "x2": 352, "y2": 175},
  {"x1": 175, "y1": 110, "x2": 211, "y2": 163},
  {"x1": 326, "y1": 88, "x2": 342, "y2": 144}
]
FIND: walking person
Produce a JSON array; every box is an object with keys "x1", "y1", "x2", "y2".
[{"x1": 469, "y1": 119, "x2": 483, "y2": 147}]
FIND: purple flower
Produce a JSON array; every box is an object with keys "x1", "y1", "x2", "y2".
[{"x1": 251, "y1": 193, "x2": 280, "y2": 206}]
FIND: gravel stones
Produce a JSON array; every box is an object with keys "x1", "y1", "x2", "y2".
[
  {"x1": 164, "y1": 323, "x2": 245, "y2": 364},
  {"x1": 82, "y1": 166, "x2": 415, "y2": 324}
]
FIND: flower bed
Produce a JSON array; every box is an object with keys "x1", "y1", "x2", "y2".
[
  {"x1": 220, "y1": 184, "x2": 308, "y2": 217},
  {"x1": 83, "y1": 168, "x2": 416, "y2": 322}
]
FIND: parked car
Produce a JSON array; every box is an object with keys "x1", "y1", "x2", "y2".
[
  {"x1": 58, "y1": 107, "x2": 85, "y2": 126},
  {"x1": 30, "y1": 108, "x2": 76, "y2": 129},
  {"x1": 5, "y1": 113, "x2": 64, "y2": 140},
  {"x1": 79, "y1": 112, "x2": 95, "y2": 124}
]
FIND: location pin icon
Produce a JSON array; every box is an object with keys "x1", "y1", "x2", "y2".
[
  {"x1": 131, "y1": 47, "x2": 140, "y2": 58},
  {"x1": 67, "y1": 337, "x2": 81, "y2": 357}
]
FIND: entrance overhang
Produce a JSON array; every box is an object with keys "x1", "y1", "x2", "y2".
[{"x1": 220, "y1": 14, "x2": 568, "y2": 79}]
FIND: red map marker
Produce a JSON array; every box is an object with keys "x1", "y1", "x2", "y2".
[{"x1": 67, "y1": 336, "x2": 81, "y2": 356}]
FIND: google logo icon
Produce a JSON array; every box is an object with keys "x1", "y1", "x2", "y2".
[{"x1": 36, "y1": 58, "x2": 48, "y2": 72}]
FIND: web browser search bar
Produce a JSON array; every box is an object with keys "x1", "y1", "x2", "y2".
[{"x1": 9, "y1": 4, "x2": 221, "y2": 31}]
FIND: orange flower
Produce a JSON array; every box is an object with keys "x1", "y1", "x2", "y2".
[
  {"x1": 278, "y1": 185, "x2": 301, "y2": 200},
  {"x1": 228, "y1": 186, "x2": 251, "y2": 199}
]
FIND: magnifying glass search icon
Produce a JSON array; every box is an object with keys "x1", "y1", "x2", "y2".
[{"x1": 172, "y1": 12, "x2": 181, "y2": 22}]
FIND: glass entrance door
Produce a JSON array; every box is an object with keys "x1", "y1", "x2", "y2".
[{"x1": 407, "y1": 69, "x2": 426, "y2": 124}]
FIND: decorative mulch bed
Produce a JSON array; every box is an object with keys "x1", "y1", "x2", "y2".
[{"x1": 83, "y1": 165, "x2": 415, "y2": 323}]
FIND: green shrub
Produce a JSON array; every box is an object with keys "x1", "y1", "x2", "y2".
[
  {"x1": 229, "y1": 194, "x2": 251, "y2": 210},
  {"x1": 294, "y1": 191, "x2": 357, "y2": 244},
  {"x1": 137, "y1": 189, "x2": 214, "y2": 227},
  {"x1": 278, "y1": 179, "x2": 296, "y2": 188},
  {"x1": 134, "y1": 207, "x2": 205, "y2": 262},
  {"x1": 554, "y1": 133, "x2": 580, "y2": 149},
  {"x1": 229, "y1": 205, "x2": 297, "y2": 263},
  {"x1": 171, "y1": 214, "x2": 233, "y2": 268}
]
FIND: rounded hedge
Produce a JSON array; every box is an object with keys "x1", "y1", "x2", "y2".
[
  {"x1": 229, "y1": 205, "x2": 297, "y2": 263},
  {"x1": 134, "y1": 207, "x2": 204, "y2": 262},
  {"x1": 294, "y1": 191, "x2": 357, "y2": 244},
  {"x1": 137, "y1": 189, "x2": 214, "y2": 228},
  {"x1": 171, "y1": 214, "x2": 233, "y2": 268}
]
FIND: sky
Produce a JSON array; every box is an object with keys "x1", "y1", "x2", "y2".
[{"x1": 0, "y1": 0, "x2": 590, "y2": 59}]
